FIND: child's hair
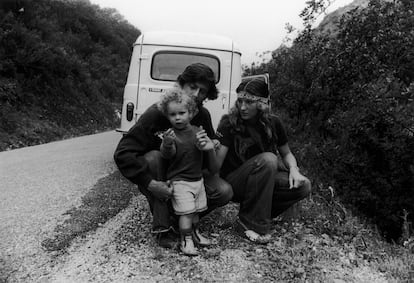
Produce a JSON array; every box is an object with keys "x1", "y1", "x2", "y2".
[{"x1": 158, "y1": 87, "x2": 197, "y2": 117}]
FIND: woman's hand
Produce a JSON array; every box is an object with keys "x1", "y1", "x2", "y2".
[
  {"x1": 278, "y1": 143, "x2": 306, "y2": 189},
  {"x1": 289, "y1": 167, "x2": 307, "y2": 189}
]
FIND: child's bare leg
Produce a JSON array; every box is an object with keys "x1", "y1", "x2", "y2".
[
  {"x1": 192, "y1": 213, "x2": 211, "y2": 246},
  {"x1": 179, "y1": 214, "x2": 198, "y2": 256}
]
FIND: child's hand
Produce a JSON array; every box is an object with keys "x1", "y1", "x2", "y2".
[
  {"x1": 198, "y1": 136, "x2": 215, "y2": 151},
  {"x1": 196, "y1": 126, "x2": 214, "y2": 151},
  {"x1": 162, "y1": 128, "x2": 176, "y2": 145}
]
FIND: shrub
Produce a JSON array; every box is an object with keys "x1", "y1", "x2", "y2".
[{"x1": 257, "y1": 0, "x2": 414, "y2": 240}]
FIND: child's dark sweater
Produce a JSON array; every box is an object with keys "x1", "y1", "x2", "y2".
[
  {"x1": 160, "y1": 125, "x2": 203, "y2": 182},
  {"x1": 114, "y1": 103, "x2": 215, "y2": 190}
]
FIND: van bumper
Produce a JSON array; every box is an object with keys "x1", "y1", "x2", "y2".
[{"x1": 115, "y1": 128, "x2": 128, "y2": 135}]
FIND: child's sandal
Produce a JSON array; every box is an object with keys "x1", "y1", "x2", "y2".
[
  {"x1": 180, "y1": 235, "x2": 199, "y2": 256},
  {"x1": 235, "y1": 219, "x2": 271, "y2": 244}
]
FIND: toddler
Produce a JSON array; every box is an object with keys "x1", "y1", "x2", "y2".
[{"x1": 158, "y1": 88, "x2": 218, "y2": 255}]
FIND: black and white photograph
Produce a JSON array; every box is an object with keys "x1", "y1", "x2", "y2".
[{"x1": 1, "y1": 0, "x2": 413, "y2": 281}]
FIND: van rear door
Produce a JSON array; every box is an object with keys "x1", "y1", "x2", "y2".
[
  {"x1": 136, "y1": 47, "x2": 232, "y2": 130},
  {"x1": 203, "y1": 51, "x2": 234, "y2": 130}
]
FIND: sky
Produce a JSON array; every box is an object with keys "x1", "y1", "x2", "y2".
[{"x1": 90, "y1": 0, "x2": 354, "y2": 64}]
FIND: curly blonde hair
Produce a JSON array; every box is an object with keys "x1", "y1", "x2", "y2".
[{"x1": 157, "y1": 87, "x2": 198, "y2": 117}]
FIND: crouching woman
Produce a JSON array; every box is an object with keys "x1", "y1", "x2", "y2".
[{"x1": 214, "y1": 79, "x2": 311, "y2": 243}]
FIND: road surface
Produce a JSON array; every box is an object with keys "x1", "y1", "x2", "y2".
[{"x1": 0, "y1": 131, "x2": 121, "y2": 281}]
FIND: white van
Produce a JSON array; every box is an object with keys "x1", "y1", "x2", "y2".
[{"x1": 117, "y1": 31, "x2": 268, "y2": 133}]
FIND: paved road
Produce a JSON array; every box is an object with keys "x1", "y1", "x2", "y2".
[{"x1": 0, "y1": 131, "x2": 121, "y2": 281}]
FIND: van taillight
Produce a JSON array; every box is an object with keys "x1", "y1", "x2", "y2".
[{"x1": 126, "y1": 102, "x2": 134, "y2": 121}]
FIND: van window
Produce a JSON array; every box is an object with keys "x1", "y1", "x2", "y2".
[{"x1": 151, "y1": 52, "x2": 220, "y2": 82}]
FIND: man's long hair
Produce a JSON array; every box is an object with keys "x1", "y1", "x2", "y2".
[{"x1": 177, "y1": 63, "x2": 218, "y2": 100}]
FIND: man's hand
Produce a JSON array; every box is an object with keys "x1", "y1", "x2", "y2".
[{"x1": 147, "y1": 180, "x2": 173, "y2": 201}]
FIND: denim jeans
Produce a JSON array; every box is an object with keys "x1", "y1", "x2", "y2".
[
  {"x1": 140, "y1": 150, "x2": 233, "y2": 233},
  {"x1": 225, "y1": 152, "x2": 311, "y2": 234}
]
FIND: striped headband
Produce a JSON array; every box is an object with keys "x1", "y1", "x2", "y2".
[{"x1": 237, "y1": 91, "x2": 269, "y2": 104}]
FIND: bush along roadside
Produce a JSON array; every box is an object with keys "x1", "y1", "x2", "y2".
[{"x1": 246, "y1": 0, "x2": 414, "y2": 242}]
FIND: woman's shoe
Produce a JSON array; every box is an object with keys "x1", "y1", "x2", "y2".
[
  {"x1": 180, "y1": 235, "x2": 199, "y2": 256},
  {"x1": 234, "y1": 219, "x2": 271, "y2": 244},
  {"x1": 192, "y1": 229, "x2": 212, "y2": 246}
]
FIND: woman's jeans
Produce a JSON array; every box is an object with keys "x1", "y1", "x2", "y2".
[
  {"x1": 225, "y1": 152, "x2": 311, "y2": 235},
  {"x1": 140, "y1": 150, "x2": 233, "y2": 233}
]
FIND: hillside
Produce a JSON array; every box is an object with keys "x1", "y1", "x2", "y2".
[
  {"x1": 317, "y1": 0, "x2": 369, "y2": 35},
  {"x1": 0, "y1": 0, "x2": 140, "y2": 151}
]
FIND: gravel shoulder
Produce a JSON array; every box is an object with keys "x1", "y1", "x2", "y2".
[{"x1": 35, "y1": 190, "x2": 392, "y2": 283}]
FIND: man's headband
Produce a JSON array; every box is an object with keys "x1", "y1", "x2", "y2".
[{"x1": 237, "y1": 91, "x2": 269, "y2": 104}]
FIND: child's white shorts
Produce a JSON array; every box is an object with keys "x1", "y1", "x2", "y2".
[{"x1": 171, "y1": 179, "x2": 207, "y2": 215}]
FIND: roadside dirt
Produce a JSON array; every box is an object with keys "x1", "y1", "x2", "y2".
[{"x1": 2, "y1": 171, "x2": 411, "y2": 282}]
